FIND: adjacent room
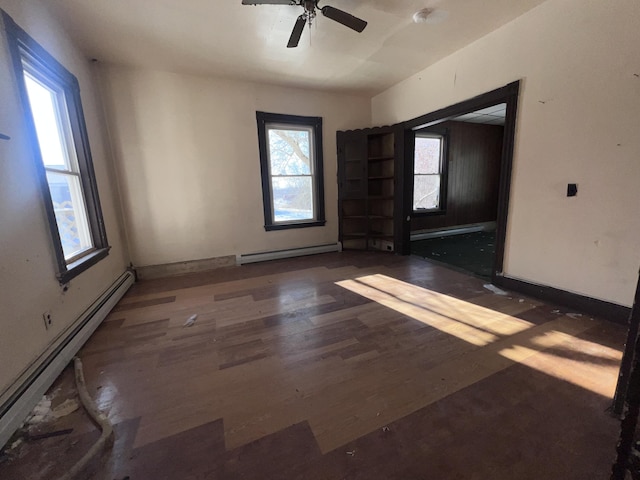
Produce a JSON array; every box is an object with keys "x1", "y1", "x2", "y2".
[
  {"x1": 410, "y1": 103, "x2": 506, "y2": 278},
  {"x1": 1, "y1": 0, "x2": 639, "y2": 478}
]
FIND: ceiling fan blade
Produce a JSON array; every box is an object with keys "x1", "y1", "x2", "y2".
[
  {"x1": 287, "y1": 15, "x2": 306, "y2": 48},
  {"x1": 242, "y1": 0, "x2": 295, "y2": 5},
  {"x1": 321, "y1": 5, "x2": 367, "y2": 32}
]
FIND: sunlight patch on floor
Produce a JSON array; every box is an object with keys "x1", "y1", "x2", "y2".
[
  {"x1": 337, "y1": 274, "x2": 622, "y2": 397},
  {"x1": 336, "y1": 274, "x2": 533, "y2": 346},
  {"x1": 499, "y1": 331, "x2": 622, "y2": 397}
]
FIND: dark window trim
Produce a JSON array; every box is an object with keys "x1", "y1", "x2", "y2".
[
  {"x1": 2, "y1": 10, "x2": 110, "y2": 284},
  {"x1": 412, "y1": 127, "x2": 449, "y2": 217},
  {"x1": 256, "y1": 111, "x2": 326, "y2": 231}
]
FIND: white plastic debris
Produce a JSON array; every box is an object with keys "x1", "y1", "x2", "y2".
[
  {"x1": 184, "y1": 314, "x2": 198, "y2": 327},
  {"x1": 27, "y1": 396, "x2": 52, "y2": 424},
  {"x1": 483, "y1": 284, "x2": 508, "y2": 295},
  {"x1": 52, "y1": 399, "x2": 79, "y2": 418},
  {"x1": 551, "y1": 310, "x2": 561, "y2": 314},
  {"x1": 346, "y1": 450, "x2": 356, "y2": 456},
  {"x1": 382, "y1": 426, "x2": 390, "y2": 432},
  {"x1": 518, "y1": 299, "x2": 525, "y2": 303},
  {"x1": 567, "y1": 313, "x2": 583, "y2": 319}
]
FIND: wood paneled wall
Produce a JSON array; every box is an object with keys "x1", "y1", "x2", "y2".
[{"x1": 411, "y1": 121, "x2": 504, "y2": 232}]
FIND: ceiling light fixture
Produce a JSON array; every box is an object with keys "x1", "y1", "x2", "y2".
[{"x1": 412, "y1": 7, "x2": 448, "y2": 25}]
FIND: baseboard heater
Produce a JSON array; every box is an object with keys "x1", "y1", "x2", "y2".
[
  {"x1": 237, "y1": 243, "x2": 341, "y2": 265},
  {"x1": 0, "y1": 270, "x2": 134, "y2": 449},
  {"x1": 411, "y1": 221, "x2": 497, "y2": 241}
]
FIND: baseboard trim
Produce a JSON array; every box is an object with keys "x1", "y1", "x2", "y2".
[
  {"x1": 0, "y1": 271, "x2": 134, "y2": 448},
  {"x1": 494, "y1": 275, "x2": 631, "y2": 325},
  {"x1": 237, "y1": 243, "x2": 341, "y2": 265},
  {"x1": 135, "y1": 256, "x2": 236, "y2": 280},
  {"x1": 411, "y1": 222, "x2": 497, "y2": 241}
]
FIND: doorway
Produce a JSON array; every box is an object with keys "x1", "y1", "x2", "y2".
[
  {"x1": 410, "y1": 104, "x2": 506, "y2": 278},
  {"x1": 396, "y1": 81, "x2": 520, "y2": 284}
]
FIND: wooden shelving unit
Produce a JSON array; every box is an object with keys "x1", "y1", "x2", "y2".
[{"x1": 337, "y1": 127, "x2": 399, "y2": 252}]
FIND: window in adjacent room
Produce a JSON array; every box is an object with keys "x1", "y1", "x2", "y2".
[
  {"x1": 256, "y1": 111, "x2": 325, "y2": 231},
  {"x1": 3, "y1": 11, "x2": 109, "y2": 283},
  {"x1": 413, "y1": 132, "x2": 447, "y2": 213}
]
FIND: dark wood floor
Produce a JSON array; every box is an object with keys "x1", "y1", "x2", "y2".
[{"x1": 2, "y1": 252, "x2": 628, "y2": 479}]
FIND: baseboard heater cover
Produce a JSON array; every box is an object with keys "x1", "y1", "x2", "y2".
[
  {"x1": 0, "y1": 270, "x2": 134, "y2": 449},
  {"x1": 237, "y1": 243, "x2": 341, "y2": 265},
  {"x1": 411, "y1": 221, "x2": 496, "y2": 241}
]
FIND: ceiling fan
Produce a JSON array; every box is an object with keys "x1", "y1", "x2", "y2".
[{"x1": 241, "y1": 0, "x2": 368, "y2": 48}]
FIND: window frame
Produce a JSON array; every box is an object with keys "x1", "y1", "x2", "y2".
[
  {"x1": 256, "y1": 111, "x2": 326, "y2": 231},
  {"x1": 3, "y1": 11, "x2": 110, "y2": 284},
  {"x1": 412, "y1": 129, "x2": 449, "y2": 216}
]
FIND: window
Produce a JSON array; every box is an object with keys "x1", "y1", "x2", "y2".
[
  {"x1": 3, "y1": 11, "x2": 109, "y2": 283},
  {"x1": 256, "y1": 112, "x2": 325, "y2": 231},
  {"x1": 413, "y1": 132, "x2": 447, "y2": 213}
]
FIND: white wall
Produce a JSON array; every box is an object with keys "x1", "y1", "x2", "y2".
[
  {"x1": 372, "y1": 0, "x2": 640, "y2": 307},
  {"x1": 99, "y1": 66, "x2": 371, "y2": 267},
  {"x1": 0, "y1": 1, "x2": 129, "y2": 400}
]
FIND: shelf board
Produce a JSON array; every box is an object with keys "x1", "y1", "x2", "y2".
[
  {"x1": 342, "y1": 233, "x2": 367, "y2": 238},
  {"x1": 343, "y1": 215, "x2": 393, "y2": 219},
  {"x1": 368, "y1": 233, "x2": 394, "y2": 240},
  {"x1": 368, "y1": 156, "x2": 394, "y2": 163}
]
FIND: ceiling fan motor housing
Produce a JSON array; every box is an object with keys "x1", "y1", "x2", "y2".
[{"x1": 242, "y1": 0, "x2": 367, "y2": 48}]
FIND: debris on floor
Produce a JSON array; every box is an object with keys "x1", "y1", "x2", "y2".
[
  {"x1": 28, "y1": 429, "x2": 73, "y2": 441},
  {"x1": 567, "y1": 313, "x2": 583, "y2": 319},
  {"x1": 0, "y1": 362, "x2": 108, "y2": 480},
  {"x1": 346, "y1": 450, "x2": 356, "y2": 456},
  {"x1": 184, "y1": 314, "x2": 198, "y2": 327},
  {"x1": 483, "y1": 284, "x2": 508, "y2": 296},
  {"x1": 382, "y1": 426, "x2": 390, "y2": 432},
  {"x1": 52, "y1": 399, "x2": 80, "y2": 418},
  {"x1": 27, "y1": 396, "x2": 52, "y2": 424}
]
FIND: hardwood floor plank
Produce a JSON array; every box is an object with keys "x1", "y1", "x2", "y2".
[{"x1": 54, "y1": 251, "x2": 625, "y2": 479}]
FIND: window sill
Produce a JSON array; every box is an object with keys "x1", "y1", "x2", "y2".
[
  {"x1": 57, "y1": 246, "x2": 110, "y2": 284},
  {"x1": 264, "y1": 220, "x2": 326, "y2": 231},
  {"x1": 412, "y1": 209, "x2": 447, "y2": 217}
]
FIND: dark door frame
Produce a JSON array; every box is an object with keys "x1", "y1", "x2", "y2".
[{"x1": 396, "y1": 80, "x2": 520, "y2": 284}]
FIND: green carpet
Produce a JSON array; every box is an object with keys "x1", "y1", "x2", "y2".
[{"x1": 411, "y1": 230, "x2": 496, "y2": 278}]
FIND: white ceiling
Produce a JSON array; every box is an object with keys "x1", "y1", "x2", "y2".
[
  {"x1": 455, "y1": 103, "x2": 506, "y2": 125},
  {"x1": 47, "y1": 0, "x2": 548, "y2": 95}
]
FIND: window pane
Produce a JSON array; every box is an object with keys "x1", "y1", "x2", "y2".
[
  {"x1": 268, "y1": 128, "x2": 311, "y2": 175},
  {"x1": 414, "y1": 137, "x2": 441, "y2": 174},
  {"x1": 272, "y1": 176, "x2": 314, "y2": 222},
  {"x1": 46, "y1": 171, "x2": 93, "y2": 259},
  {"x1": 23, "y1": 73, "x2": 71, "y2": 170},
  {"x1": 414, "y1": 174, "x2": 440, "y2": 210}
]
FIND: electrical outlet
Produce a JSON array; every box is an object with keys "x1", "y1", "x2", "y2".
[{"x1": 43, "y1": 311, "x2": 52, "y2": 330}]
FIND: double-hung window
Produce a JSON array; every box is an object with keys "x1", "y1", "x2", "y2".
[
  {"x1": 256, "y1": 112, "x2": 325, "y2": 231},
  {"x1": 413, "y1": 133, "x2": 447, "y2": 213},
  {"x1": 3, "y1": 11, "x2": 109, "y2": 283}
]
